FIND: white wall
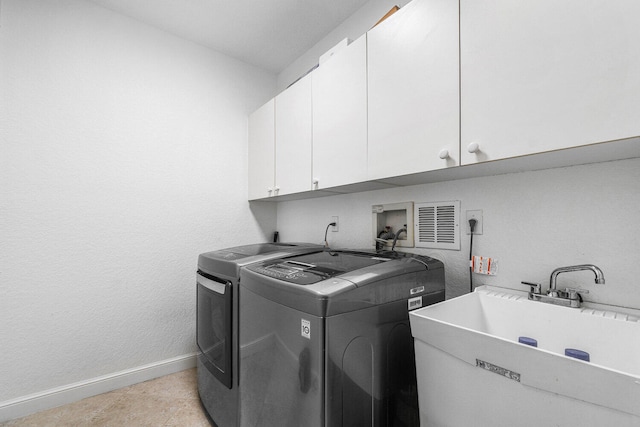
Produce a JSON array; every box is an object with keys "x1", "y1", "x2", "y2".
[
  {"x1": 276, "y1": 158, "x2": 640, "y2": 310},
  {"x1": 0, "y1": 0, "x2": 277, "y2": 406}
]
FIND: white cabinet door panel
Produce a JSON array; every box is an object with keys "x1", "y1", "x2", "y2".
[
  {"x1": 461, "y1": 0, "x2": 640, "y2": 165},
  {"x1": 275, "y1": 74, "x2": 313, "y2": 196},
  {"x1": 312, "y1": 35, "x2": 368, "y2": 190},
  {"x1": 248, "y1": 99, "x2": 275, "y2": 200},
  {"x1": 368, "y1": 0, "x2": 460, "y2": 179}
]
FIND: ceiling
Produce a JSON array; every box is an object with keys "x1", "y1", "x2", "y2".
[{"x1": 86, "y1": 0, "x2": 370, "y2": 73}]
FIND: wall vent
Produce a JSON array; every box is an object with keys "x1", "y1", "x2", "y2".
[{"x1": 414, "y1": 200, "x2": 460, "y2": 250}]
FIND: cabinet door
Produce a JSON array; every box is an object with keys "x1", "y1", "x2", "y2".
[
  {"x1": 248, "y1": 99, "x2": 275, "y2": 200},
  {"x1": 312, "y1": 35, "x2": 368, "y2": 190},
  {"x1": 368, "y1": 0, "x2": 459, "y2": 180},
  {"x1": 461, "y1": 0, "x2": 640, "y2": 165},
  {"x1": 275, "y1": 74, "x2": 313, "y2": 196}
]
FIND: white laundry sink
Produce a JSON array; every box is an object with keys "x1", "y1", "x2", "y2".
[{"x1": 409, "y1": 285, "x2": 640, "y2": 427}]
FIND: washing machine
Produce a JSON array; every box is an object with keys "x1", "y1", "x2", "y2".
[
  {"x1": 238, "y1": 249, "x2": 445, "y2": 427},
  {"x1": 196, "y1": 242, "x2": 321, "y2": 427}
]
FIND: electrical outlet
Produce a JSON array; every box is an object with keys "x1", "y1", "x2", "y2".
[
  {"x1": 331, "y1": 216, "x2": 339, "y2": 232},
  {"x1": 466, "y1": 210, "x2": 483, "y2": 235}
]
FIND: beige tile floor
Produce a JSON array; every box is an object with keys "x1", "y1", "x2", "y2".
[{"x1": 1, "y1": 368, "x2": 212, "y2": 427}]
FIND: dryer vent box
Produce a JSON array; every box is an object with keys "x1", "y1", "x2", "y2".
[
  {"x1": 372, "y1": 202, "x2": 414, "y2": 249},
  {"x1": 414, "y1": 200, "x2": 460, "y2": 250}
]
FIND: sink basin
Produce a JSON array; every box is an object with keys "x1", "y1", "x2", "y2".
[{"x1": 409, "y1": 285, "x2": 640, "y2": 426}]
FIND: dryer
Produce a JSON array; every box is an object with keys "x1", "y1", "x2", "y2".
[
  {"x1": 196, "y1": 243, "x2": 321, "y2": 427},
  {"x1": 238, "y1": 249, "x2": 445, "y2": 427}
]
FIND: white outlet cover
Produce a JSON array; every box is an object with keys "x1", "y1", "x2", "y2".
[{"x1": 466, "y1": 210, "x2": 483, "y2": 235}]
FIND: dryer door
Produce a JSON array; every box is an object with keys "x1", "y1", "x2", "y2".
[{"x1": 197, "y1": 271, "x2": 233, "y2": 389}]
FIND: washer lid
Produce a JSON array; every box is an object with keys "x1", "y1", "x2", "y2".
[
  {"x1": 204, "y1": 243, "x2": 302, "y2": 260},
  {"x1": 250, "y1": 250, "x2": 394, "y2": 285},
  {"x1": 198, "y1": 242, "x2": 321, "y2": 278},
  {"x1": 241, "y1": 249, "x2": 444, "y2": 316}
]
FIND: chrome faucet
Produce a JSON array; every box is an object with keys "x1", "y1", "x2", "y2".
[
  {"x1": 521, "y1": 264, "x2": 605, "y2": 308},
  {"x1": 549, "y1": 264, "x2": 605, "y2": 296}
]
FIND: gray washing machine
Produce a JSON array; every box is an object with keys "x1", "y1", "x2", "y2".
[
  {"x1": 238, "y1": 249, "x2": 445, "y2": 427},
  {"x1": 196, "y1": 243, "x2": 321, "y2": 427}
]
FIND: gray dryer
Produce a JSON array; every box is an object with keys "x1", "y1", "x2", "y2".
[{"x1": 196, "y1": 242, "x2": 321, "y2": 427}]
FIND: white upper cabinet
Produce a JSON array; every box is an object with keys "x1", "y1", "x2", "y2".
[
  {"x1": 368, "y1": 0, "x2": 460, "y2": 180},
  {"x1": 460, "y1": 0, "x2": 640, "y2": 165},
  {"x1": 275, "y1": 74, "x2": 313, "y2": 196},
  {"x1": 312, "y1": 35, "x2": 368, "y2": 190},
  {"x1": 248, "y1": 0, "x2": 640, "y2": 201},
  {"x1": 248, "y1": 99, "x2": 275, "y2": 200}
]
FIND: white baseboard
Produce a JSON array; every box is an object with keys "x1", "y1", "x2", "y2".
[{"x1": 0, "y1": 352, "x2": 197, "y2": 423}]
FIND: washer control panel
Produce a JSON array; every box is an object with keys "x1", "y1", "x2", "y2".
[{"x1": 249, "y1": 260, "x2": 338, "y2": 285}]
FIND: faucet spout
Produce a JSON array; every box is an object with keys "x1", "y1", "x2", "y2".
[
  {"x1": 549, "y1": 264, "x2": 605, "y2": 293},
  {"x1": 594, "y1": 269, "x2": 606, "y2": 285}
]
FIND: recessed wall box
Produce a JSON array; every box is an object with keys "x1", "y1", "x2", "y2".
[{"x1": 372, "y1": 202, "x2": 414, "y2": 249}]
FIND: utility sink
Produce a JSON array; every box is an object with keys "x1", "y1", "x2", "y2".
[{"x1": 409, "y1": 285, "x2": 640, "y2": 427}]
